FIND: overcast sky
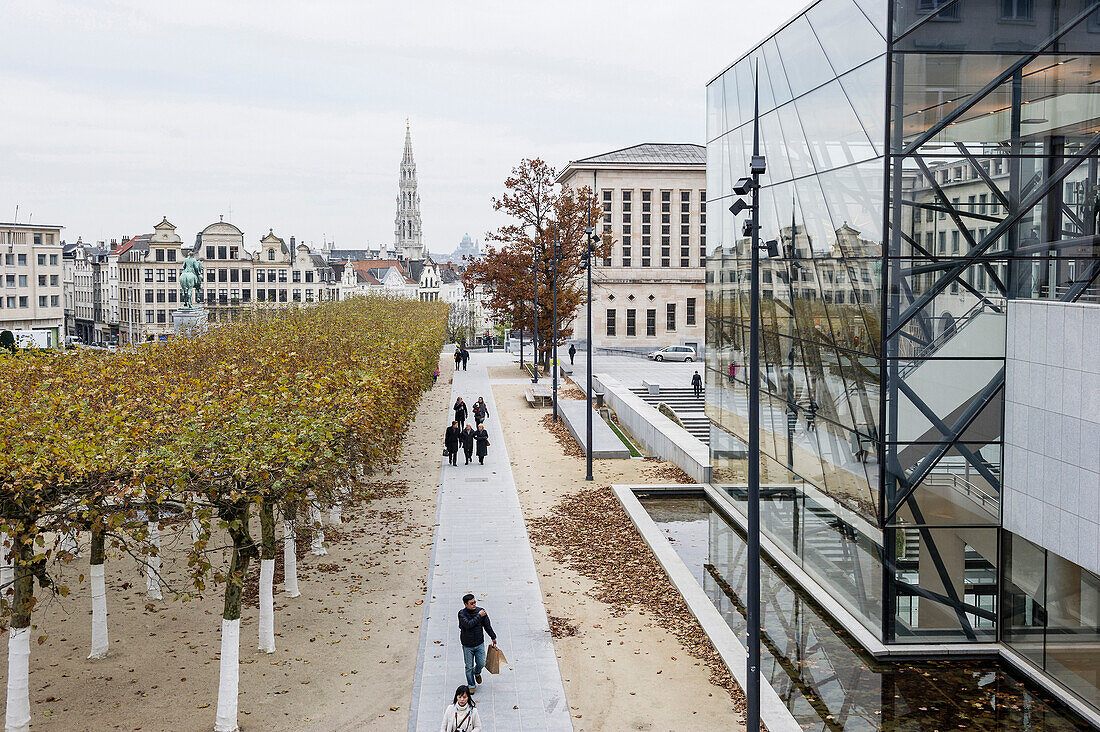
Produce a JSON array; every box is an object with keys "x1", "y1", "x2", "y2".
[{"x1": 1, "y1": 0, "x2": 807, "y2": 255}]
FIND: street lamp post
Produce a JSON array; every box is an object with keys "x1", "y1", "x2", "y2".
[
  {"x1": 583, "y1": 225, "x2": 597, "y2": 482},
  {"x1": 728, "y1": 63, "x2": 769, "y2": 732},
  {"x1": 532, "y1": 243, "x2": 540, "y2": 384},
  {"x1": 552, "y1": 236, "x2": 560, "y2": 421}
]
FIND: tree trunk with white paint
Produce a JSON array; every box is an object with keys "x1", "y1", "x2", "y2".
[
  {"x1": 88, "y1": 524, "x2": 109, "y2": 660},
  {"x1": 5, "y1": 532, "x2": 34, "y2": 732},
  {"x1": 145, "y1": 516, "x2": 162, "y2": 601},
  {"x1": 257, "y1": 500, "x2": 276, "y2": 654},
  {"x1": 214, "y1": 500, "x2": 256, "y2": 732},
  {"x1": 308, "y1": 500, "x2": 326, "y2": 556},
  {"x1": 0, "y1": 528, "x2": 13, "y2": 602},
  {"x1": 282, "y1": 503, "x2": 300, "y2": 598}
]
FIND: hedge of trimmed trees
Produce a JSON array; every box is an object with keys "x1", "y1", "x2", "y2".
[{"x1": 0, "y1": 297, "x2": 448, "y2": 732}]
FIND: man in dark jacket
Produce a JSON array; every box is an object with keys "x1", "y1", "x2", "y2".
[
  {"x1": 460, "y1": 424, "x2": 476, "y2": 465},
  {"x1": 692, "y1": 370, "x2": 703, "y2": 399},
  {"x1": 458, "y1": 593, "x2": 497, "y2": 691},
  {"x1": 444, "y1": 421, "x2": 461, "y2": 466},
  {"x1": 473, "y1": 425, "x2": 490, "y2": 465},
  {"x1": 568, "y1": 343, "x2": 576, "y2": 365},
  {"x1": 472, "y1": 397, "x2": 489, "y2": 427},
  {"x1": 460, "y1": 346, "x2": 470, "y2": 371},
  {"x1": 454, "y1": 397, "x2": 468, "y2": 429}
]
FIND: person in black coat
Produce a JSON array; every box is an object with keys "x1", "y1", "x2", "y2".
[
  {"x1": 460, "y1": 424, "x2": 476, "y2": 465},
  {"x1": 460, "y1": 347, "x2": 470, "y2": 371},
  {"x1": 454, "y1": 397, "x2": 468, "y2": 429},
  {"x1": 692, "y1": 370, "x2": 703, "y2": 399},
  {"x1": 444, "y1": 421, "x2": 461, "y2": 466},
  {"x1": 568, "y1": 343, "x2": 577, "y2": 365},
  {"x1": 472, "y1": 397, "x2": 489, "y2": 427},
  {"x1": 474, "y1": 426, "x2": 490, "y2": 465}
]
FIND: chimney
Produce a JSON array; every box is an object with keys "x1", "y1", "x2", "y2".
[{"x1": 290, "y1": 236, "x2": 296, "y2": 248}]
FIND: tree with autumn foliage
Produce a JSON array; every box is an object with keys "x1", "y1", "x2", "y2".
[{"x1": 464, "y1": 158, "x2": 612, "y2": 369}]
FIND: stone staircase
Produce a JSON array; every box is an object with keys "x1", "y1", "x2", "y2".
[{"x1": 628, "y1": 386, "x2": 710, "y2": 445}]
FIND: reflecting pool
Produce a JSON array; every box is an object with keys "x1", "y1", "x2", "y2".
[{"x1": 639, "y1": 494, "x2": 1093, "y2": 731}]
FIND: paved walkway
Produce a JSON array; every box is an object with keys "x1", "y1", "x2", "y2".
[{"x1": 409, "y1": 352, "x2": 572, "y2": 732}]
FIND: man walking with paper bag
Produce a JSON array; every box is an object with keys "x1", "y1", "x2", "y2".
[{"x1": 458, "y1": 593, "x2": 498, "y2": 693}]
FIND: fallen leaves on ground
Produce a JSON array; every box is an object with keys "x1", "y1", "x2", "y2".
[
  {"x1": 539, "y1": 414, "x2": 586, "y2": 458},
  {"x1": 529, "y1": 486, "x2": 748, "y2": 715}
]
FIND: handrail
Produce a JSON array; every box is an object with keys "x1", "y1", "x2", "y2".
[
  {"x1": 899, "y1": 297, "x2": 1004, "y2": 377},
  {"x1": 924, "y1": 471, "x2": 998, "y2": 517}
]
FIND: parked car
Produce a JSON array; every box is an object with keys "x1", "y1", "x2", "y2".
[{"x1": 647, "y1": 345, "x2": 696, "y2": 362}]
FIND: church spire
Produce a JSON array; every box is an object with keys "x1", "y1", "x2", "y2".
[{"x1": 395, "y1": 120, "x2": 423, "y2": 261}]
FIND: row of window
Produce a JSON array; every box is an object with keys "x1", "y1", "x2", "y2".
[
  {"x1": 605, "y1": 298, "x2": 697, "y2": 336},
  {"x1": 2, "y1": 253, "x2": 59, "y2": 267},
  {"x1": 1, "y1": 232, "x2": 57, "y2": 246},
  {"x1": 5, "y1": 274, "x2": 60, "y2": 288},
  {"x1": 602, "y1": 189, "x2": 707, "y2": 268},
  {"x1": 0, "y1": 295, "x2": 59, "y2": 309}
]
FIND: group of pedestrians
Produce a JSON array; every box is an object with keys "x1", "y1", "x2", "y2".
[
  {"x1": 453, "y1": 345, "x2": 470, "y2": 371},
  {"x1": 436, "y1": 347, "x2": 500, "y2": 729},
  {"x1": 444, "y1": 396, "x2": 490, "y2": 466}
]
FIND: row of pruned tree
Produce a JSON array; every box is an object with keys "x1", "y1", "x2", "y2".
[{"x1": 0, "y1": 296, "x2": 448, "y2": 732}]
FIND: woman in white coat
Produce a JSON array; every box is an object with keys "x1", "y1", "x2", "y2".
[{"x1": 440, "y1": 685, "x2": 481, "y2": 732}]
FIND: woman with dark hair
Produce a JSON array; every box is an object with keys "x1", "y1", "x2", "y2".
[{"x1": 440, "y1": 685, "x2": 480, "y2": 731}]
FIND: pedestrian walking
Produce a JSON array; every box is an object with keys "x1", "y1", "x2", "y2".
[
  {"x1": 806, "y1": 398, "x2": 818, "y2": 432},
  {"x1": 458, "y1": 594, "x2": 497, "y2": 693},
  {"x1": 454, "y1": 397, "x2": 468, "y2": 429},
  {"x1": 444, "y1": 421, "x2": 461, "y2": 466},
  {"x1": 460, "y1": 424, "x2": 476, "y2": 465},
  {"x1": 728, "y1": 362, "x2": 738, "y2": 383},
  {"x1": 568, "y1": 343, "x2": 576, "y2": 365},
  {"x1": 454, "y1": 348, "x2": 462, "y2": 370},
  {"x1": 460, "y1": 346, "x2": 470, "y2": 371},
  {"x1": 432, "y1": 367, "x2": 440, "y2": 384},
  {"x1": 472, "y1": 397, "x2": 489, "y2": 427},
  {"x1": 692, "y1": 370, "x2": 703, "y2": 399},
  {"x1": 440, "y1": 685, "x2": 481, "y2": 732},
  {"x1": 474, "y1": 425, "x2": 490, "y2": 465}
]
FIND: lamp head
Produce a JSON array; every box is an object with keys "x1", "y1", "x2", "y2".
[
  {"x1": 750, "y1": 155, "x2": 767, "y2": 175},
  {"x1": 733, "y1": 177, "x2": 755, "y2": 196},
  {"x1": 728, "y1": 199, "x2": 748, "y2": 216}
]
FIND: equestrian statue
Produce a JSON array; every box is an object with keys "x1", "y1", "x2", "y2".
[{"x1": 179, "y1": 252, "x2": 204, "y2": 309}]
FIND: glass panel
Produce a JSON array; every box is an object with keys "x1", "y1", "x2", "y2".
[
  {"x1": 795, "y1": 80, "x2": 879, "y2": 172},
  {"x1": 807, "y1": 0, "x2": 887, "y2": 77},
  {"x1": 774, "y1": 15, "x2": 837, "y2": 98},
  {"x1": 838, "y1": 57, "x2": 887, "y2": 156},
  {"x1": 1045, "y1": 553, "x2": 1100, "y2": 710},
  {"x1": 776, "y1": 102, "x2": 817, "y2": 180},
  {"x1": 892, "y1": 526, "x2": 998, "y2": 642},
  {"x1": 852, "y1": 0, "x2": 889, "y2": 38},
  {"x1": 760, "y1": 110, "x2": 794, "y2": 183},
  {"x1": 1003, "y1": 532, "x2": 1048, "y2": 668},
  {"x1": 761, "y1": 39, "x2": 793, "y2": 107}
]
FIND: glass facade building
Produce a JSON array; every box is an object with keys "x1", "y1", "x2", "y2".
[{"x1": 705, "y1": 0, "x2": 1100, "y2": 715}]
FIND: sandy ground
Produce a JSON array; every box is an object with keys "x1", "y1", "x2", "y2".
[
  {"x1": 491, "y1": 381, "x2": 744, "y2": 732},
  {"x1": 0, "y1": 354, "x2": 454, "y2": 731}
]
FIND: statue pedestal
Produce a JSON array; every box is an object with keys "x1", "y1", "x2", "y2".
[{"x1": 172, "y1": 308, "x2": 208, "y2": 338}]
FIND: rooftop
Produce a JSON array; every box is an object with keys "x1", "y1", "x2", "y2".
[{"x1": 569, "y1": 143, "x2": 706, "y2": 167}]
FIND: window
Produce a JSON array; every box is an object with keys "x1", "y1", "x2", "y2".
[
  {"x1": 293, "y1": 270, "x2": 301, "y2": 283},
  {"x1": 278, "y1": 289, "x2": 287, "y2": 302},
  {"x1": 168, "y1": 250, "x2": 177, "y2": 262},
  {"x1": 646, "y1": 309, "x2": 656, "y2": 336},
  {"x1": 156, "y1": 290, "x2": 166, "y2": 303},
  {"x1": 606, "y1": 309, "x2": 616, "y2": 336},
  {"x1": 979, "y1": 193, "x2": 988, "y2": 214},
  {"x1": 230, "y1": 269, "x2": 239, "y2": 283},
  {"x1": 242, "y1": 269, "x2": 251, "y2": 283},
  {"x1": 622, "y1": 235, "x2": 631, "y2": 267},
  {"x1": 38, "y1": 275, "x2": 47, "y2": 287},
  {"x1": 268, "y1": 269, "x2": 277, "y2": 282},
  {"x1": 216, "y1": 246, "x2": 226, "y2": 260},
  {"x1": 18, "y1": 275, "x2": 27, "y2": 287},
  {"x1": 681, "y1": 235, "x2": 690, "y2": 268},
  {"x1": 34, "y1": 234, "x2": 43, "y2": 246},
  {"x1": 1000, "y1": 0, "x2": 1032, "y2": 19},
  {"x1": 145, "y1": 290, "x2": 154, "y2": 303},
  {"x1": 6, "y1": 296, "x2": 14, "y2": 308},
  {"x1": 687, "y1": 298, "x2": 696, "y2": 325},
  {"x1": 144, "y1": 269, "x2": 153, "y2": 283},
  {"x1": 18, "y1": 296, "x2": 27, "y2": 308},
  {"x1": 278, "y1": 270, "x2": 287, "y2": 283},
  {"x1": 626, "y1": 308, "x2": 636, "y2": 336},
  {"x1": 156, "y1": 269, "x2": 165, "y2": 282},
  {"x1": 4, "y1": 275, "x2": 12, "y2": 288},
  {"x1": 951, "y1": 231, "x2": 960, "y2": 254},
  {"x1": 157, "y1": 310, "x2": 167, "y2": 324},
  {"x1": 305, "y1": 271, "x2": 314, "y2": 283},
  {"x1": 661, "y1": 236, "x2": 671, "y2": 267},
  {"x1": 155, "y1": 248, "x2": 165, "y2": 262},
  {"x1": 50, "y1": 275, "x2": 58, "y2": 286},
  {"x1": 306, "y1": 289, "x2": 314, "y2": 302},
  {"x1": 39, "y1": 295, "x2": 47, "y2": 307},
  {"x1": 268, "y1": 249, "x2": 276, "y2": 261},
  {"x1": 37, "y1": 254, "x2": 46, "y2": 266},
  {"x1": 17, "y1": 254, "x2": 26, "y2": 265},
  {"x1": 293, "y1": 289, "x2": 302, "y2": 302},
  {"x1": 257, "y1": 269, "x2": 266, "y2": 283},
  {"x1": 145, "y1": 309, "x2": 155, "y2": 324},
  {"x1": 666, "y1": 303, "x2": 676, "y2": 331},
  {"x1": 229, "y1": 247, "x2": 238, "y2": 260},
  {"x1": 219, "y1": 268, "x2": 228, "y2": 283},
  {"x1": 641, "y1": 235, "x2": 651, "y2": 267},
  {"x1": 206, "y1": 247, "x2": 215, "y2": 259}
]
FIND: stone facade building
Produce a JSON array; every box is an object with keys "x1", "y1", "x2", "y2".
[
  {"x1": 0, "y1": 222, "x2": 66, "y2": 346},
  {"x1": 557, "y1": 144, "x2": 707, "y2": 355}
]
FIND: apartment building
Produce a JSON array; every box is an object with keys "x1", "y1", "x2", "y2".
[
  {"x1": 0, "y1": 222, "x2": 65, "y2": 346},
  {"x1": 557, "y1": 144, "x2": 707, "y2": 355}
]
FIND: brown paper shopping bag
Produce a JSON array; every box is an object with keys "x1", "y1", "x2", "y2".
[{"x1": 484, "y1": 644, "x2": 507, "y2": 674}]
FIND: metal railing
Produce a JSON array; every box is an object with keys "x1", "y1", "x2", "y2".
[
  {"x1": 899, "y1": 297, "x2": 1005, "y2": 378},
  {"x1": 923, "y1": 470, "x2": 999, "y2": 517}
]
